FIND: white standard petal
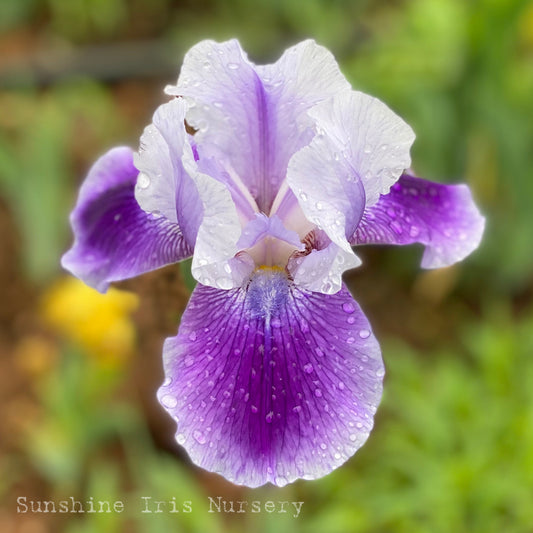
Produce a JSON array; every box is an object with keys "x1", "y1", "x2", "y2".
[
  {"x1": 287, "y1": 130, "x2": 366, "y2": 253},
  {"x1": 182, "y1": 145, "x2": 254, "y2": 290},
  {"x1": 133, "y1": 98, "x2": 202, "y2": 244},
  {"x1": 308, "y1": 89, "x2": 415, "y2": 207}
]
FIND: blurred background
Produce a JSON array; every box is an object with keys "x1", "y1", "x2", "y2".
[{"x1": 1, "y1": 0, "x2": 533, "y2": 531}]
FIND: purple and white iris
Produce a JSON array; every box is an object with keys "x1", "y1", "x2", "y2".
[{"x1": 62, "y1": 39, "x2": 485, "y2": 487}]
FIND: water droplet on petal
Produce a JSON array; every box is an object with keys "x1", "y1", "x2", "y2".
[
  {"x1": 303, "y1": 363, "x2": 313, "y2": 374},
  {"x1": 338, "y1": 381, "x2": 345, "y2": 390},
  {"x1": 314, "y1": 388, "x2": 323, "y2": 398},
  {"x1": 193, "y1": 430, "x2": 206, "y2": 444},
  {"x1": 315, "y1": 347, "x2": 324, "y2": 357},
  {"x1": 270, "y1": 317, "x2": 281, "y2": 328},
  {"x1": 251, "y1": 405, "x2": 258, "y2": 413},
  {"x1": 161, "y1": 394, "x2": 177, "y2": 408},
  {"x1": 409, "y1": 225, "x2": 420, "y2": 238},
  {"x1": 184, "y1": 355, "x2": 194, "y2": 367},
  {"x1": 137, "y1": 172, "x2": 150, "y2": 189},
  {"x1": 188, "y1": 331, "x2": 197, "y2": 341},
  {"x1": 176, "y1": 433, "x2": 186, "y2": 445},
  {"x1": 390, "y1": 220, "x2": 403, "y2": 235},
  {"x1": 227, "y1": 62, "x2": 240, "y2": 70},
  {"x1": 320, "y1": 442, "x2": 327, "y2": 450},
  {"x1": 265, "y1": 411, "x2": 274, "y2": 423},
  {"x1": 359, "y1": 329, "x2": 370, "y2": 339},
  {"x1": 342, "y1": 302, "x2": 355, "y2": 314}
]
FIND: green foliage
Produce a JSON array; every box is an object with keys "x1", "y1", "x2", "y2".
[
  {"x1": 300, "y1": 305, "x2": 533, "y2": 533},
  {"x1": 0, "y1": 81, "x2": 126, "y2": 282}
]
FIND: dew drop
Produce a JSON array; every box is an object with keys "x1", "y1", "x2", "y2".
[
  {"x1": 193, "y1": 430, "x2": 206, "y2": 444},
  {"x1": 359, "y1": 329, "x2": 370, "y2": 339},
  {"x1": 265, "y1": 411, "x2": 274, "y2": 423},
  {"x1": 409, "y1": 225, "x2": 420, "y2": 238},
  {"x1": 113, "y1": 213, "x2": 121, "y2": 222},
  {"x1": 342, "y1": 302, "x2": 355, "y2": 314},
  {"x1": 227, "y1": 62, "x2": 240, "y2": 70},
  {"x1": 188, "y1": 331, "x2": 197, "y2": 341},
  {"x1": 338, "y1": 381, "x2": 345, "y2": 390},
  {"x1": 293, "y1": 405, "x2": 302, "y2": 413},
  {"x1": 390, "y1": 220, "x2": 403, "y2": 235},
  {"x1": 376, "y1": 368, "x2": 385, "y2": 378},
  {"x1": 184, "y1": 355, "x2": 194, "y2": 367},
  {"x1": 386, "y1": 207, "x2": 396, "y2": 218},
  {"x1": 314, "y1": 388, "x2": 323, "y2": 398},
  {"x1": 315, "y1": 201, "x2": 324, "y2": 210},
  {"x1": 161, "y1": 394, "x2": 177, "y2": 408},
  {"x1": 303, "y1": 363, "x2": 313, "y2": 374},
  {"x1": 349, "y1": 433, "x2": 358, "y2": 442},
  {"x1": 315, "y1": 347, "x2": 325, "y2": 357},
  {"x1": 320, "y1": 442, "x2": 327, "y2": 450},
  {"x1": 274, "y1": 475, "x2": 287, "y2": 486},
  {"x1": 299, "y1": 192, "x2": 308, "y2": 201},
  {"x1": 347, "y1": 316, "x2": 355, "y2": 324},
  {"x1": 251, "y1": 405, "x2": 258, "y2": 413},
  {"x1": 334, "y1": 452, "x2": 341, "y2": 460},
  {"x1": 346, "y1": 336, "x2": 355, "y2": 344},
  {"x1": 137, "y1": 172, "x2": 150, "y2": 189},
  {"x1": 162, "y1": 376, "x2": 172, "y2": 387}
]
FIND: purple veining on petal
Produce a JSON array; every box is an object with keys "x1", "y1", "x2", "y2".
[
  {"x1": 134, "y1": 99, "x2": 203, "y2": 244},
  {"x1": 167, "y1": 39, "x2": 351, "y2": 212},
  {"x1": 158, "y1": 268, "x2": 383, "y2": 487},
  {"x1": 237, "y1": 213, "x2": 304, "y2": 251},
  {"x1": 61, "y1": 147, "x2": 192, "y2": 292},
  {"x1": 351, "y1": 173, "x2": 485, "y2": 268}
]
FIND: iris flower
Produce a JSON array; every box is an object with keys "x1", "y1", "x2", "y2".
[{"x1": 62, "y1": 40, "x2": 484, "y2": 487}]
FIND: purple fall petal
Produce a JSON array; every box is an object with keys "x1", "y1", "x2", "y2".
[
  {"x1": 61, "y1": 147, "x2": 193, "y2": 292},
  {"x1": 158, "y1": 269, "x2": 383, "y2": 487},
  {"x1": 351, "y1": 173, "x2": 485, "y2": 268}
]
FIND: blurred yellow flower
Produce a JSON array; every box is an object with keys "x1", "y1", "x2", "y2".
[{"x1": 42, "y1": 277, "x2": 139, "y2": 365}]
